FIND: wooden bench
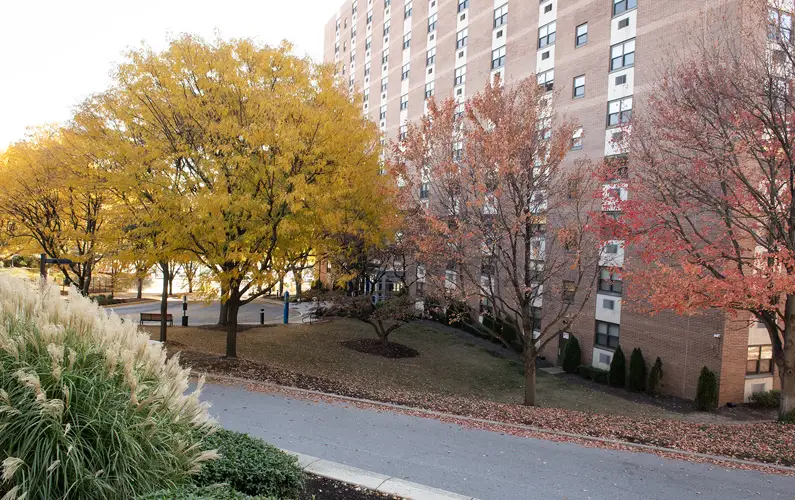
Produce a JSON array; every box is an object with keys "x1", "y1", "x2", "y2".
[{"x1": 139, "y1": 313, "x2": 174, "y2": 326}]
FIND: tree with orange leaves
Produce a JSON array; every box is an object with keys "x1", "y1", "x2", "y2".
[{"x1": 392, "y1": 77, "x2": 602, "y2": 405}]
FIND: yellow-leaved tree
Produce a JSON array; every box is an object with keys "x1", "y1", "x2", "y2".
[{"x1": 80, "y1": 35, "x2": 391, "y2": 357}]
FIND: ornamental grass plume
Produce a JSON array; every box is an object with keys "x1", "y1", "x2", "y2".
[{"x1": 0, "y1": 274, "x2": 217, "y2": 499}]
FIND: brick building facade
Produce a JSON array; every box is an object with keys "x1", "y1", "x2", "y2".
[{"x1": 323, "y1": 0, "x2": 779, "y2": 404}]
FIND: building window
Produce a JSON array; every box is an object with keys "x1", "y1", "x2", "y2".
[
  {"x1": 379, "y1": 105, "x2": 387, "y2": 120},
  {"x1": 607, "y1": 96, "x2": 633, "y2": 126},
  {"x1": 405, "y1": 0, "x2": 412, "y2": 18},
  {"x1": 494, "y1": 3, "x2": 508, "y2": 28},
  {"x1": 351, "y1": 26, "x2": 357, "y2": 38},
  {"x1": 454, "y1": 65, "x2": 466, "y2": 86},
  {"x1": 571, "y1": 128, "x2": 583, "y2": 150},
  {"x1": 769, "y1": 9, "x2": 793, "y2": 41},
  {"x1": 363, "y1": 90, "x2": 369, "y2": 103},
  {"x1": 425, "y1": 81, "x2": 435, "y2": 99},
  {"x1": 367, "y1": 10, "x2": 373, "y2": 24},
  {"x1": 427, "y1": 47, "x2": 436, "y2": 66},
  {"x1": 537, "y1": 69, "x2": 553, "y2": 92},
  {"x1": 382, "y1": 48, "x2": 389, "y2": 64},
  {"x1": 364, "y1": 62, "x2": 371, "y2": 76},
  {"x1": 416, "y1": 281, "x2": 426, "y2": 297},
  {"x1": 576, "y1": 23, "x2": 588, "y2": 47},
  {"x1": 615, "y1": 74, "x2": 627, "y2": 85},
  {"x1": 400, "y1": 94, "x2": 408, "y2": 110},
  {"x1": 366, "y1": 36, "x2": 372, "y2": 50},
  {"x1": 380, "y1": 76, "x2": 388, "y2": 92},
  {"x1": 420, "y1": 182, "x2": 430, "y2": 199},
  {"x1": 399, "y1": 124, "x2": 408, "y2": 140},
  {"x1": 531, "y1": 306, "x2": 542, "y2": 332},
  {"x1": 613, "y1": 0, "x2": 637, "y2": 16},
  {"x1": 747, "y1": 345, "x2": 774, "y2": 375},
  {"x1": 604, "y1": 243, "x2": 619, "y2": 254},
  {"x1": 428, "y1": 13, "x2": 438, "y2": 33},
  {"x1": 562, "y1": 281, "x2": 577, "y2": 304},
  {"x1": 573, "y1": 75, "x2": 585, "y2": 98},
  {"x1": 454, "y1": 102, "x2": 465, "y2": 120},
  {"x1": 456, "y1": 28, "x2": 468, "y2": 49},
  {"x1": 610, "y1": 39, "x2": 635, "y2": 71},
  {"x1": 598, "y1": 268, "x2": 623, "y2": 295},
  {"x1": 618, "y1": 17, "x2": 630, "y2": 29},
  {"x1": 538, "y1": 21, "x2": 556, "y2": 49},
  {"x1": 595, "y1": 321, "x2": 620, "y2": 349},
  {"x1": 491, "y1": 46, "x2": 506, "y2": 69},
  {"x1": 384, "y1": 19, "x2": 391, "y2": 36},
  {"x1": 458, "y1": 0, "x2": 469, "y2": 12},
  {"x1": 401, "y1": 63, "x2": 410, "y2": 80},
  {"x1": 403, "y1": 32, "x2": 411, "y2": 50}
]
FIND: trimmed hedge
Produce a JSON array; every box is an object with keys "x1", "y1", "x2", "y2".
[
  {"x1": 194, "y1": 430, "x2": 304, "y2": 498},
  {"x1": 627, "y1": 348, "x2": 647, "y2": 392},
  {"x1": 608, "y1": 346, "x2": 626, "y2": 388},
  {"x1": 577, "y1": 365, "x2": 609, "y2": 384},
  {"x1": 648, "y1": 357, "x2": 663, "y2": 395},
  {"x1": 137, "y1": 484, "x2": 274, "y2": 499},
  {"x1": 561, "y1": 335, "x2": 582, "y2": 374},
  {"x1": 749, "y1": 389, "x2": 780, "y2": 409},
  {"x1": 695, "y1": 366, "x2": 719, "y2": 411}
]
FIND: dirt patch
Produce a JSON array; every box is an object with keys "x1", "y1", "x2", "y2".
[
  {"x1": 340, "y1": 339, "x2": 419, "y2": 358},
  {"x1": 300, "y1": 476, "x2": 402, "y2": 499}
]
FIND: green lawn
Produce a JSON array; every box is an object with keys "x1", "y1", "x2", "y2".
[{"x1": 155, "y1": 318, "x2": 687, "y2": 420}]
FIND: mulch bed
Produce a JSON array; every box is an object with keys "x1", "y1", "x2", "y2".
[
  {"x1": 299, "y1": 476, "x2": 402, "y2": 500},
  {"x1": 339, "y1": 339, "x2": 420, "y2": 358},
  {"x1": 173, "y1": 345, "x2": 795, "y2": 469}
]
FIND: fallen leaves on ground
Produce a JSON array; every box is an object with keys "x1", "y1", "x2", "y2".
[{"x1": 176, "y1": 348, "x2": 795, "y2": 472}]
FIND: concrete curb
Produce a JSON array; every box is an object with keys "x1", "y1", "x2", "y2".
[
  {"x1": 198, "y1": 372, "x2": 795, "y2": 474},
  {"x1": 284, "y1": 449, "x2": 478, "y2": 500}
]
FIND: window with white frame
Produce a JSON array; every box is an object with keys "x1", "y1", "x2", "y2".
[
  {"x1": 538, "y1": 21, "x2": 556, "y2": 48},
  {"x1": 494, "y1": 3, "x2": 508, "y2": 28},
  {"x1": 425, "y1": 81, "x2": 435, "y2": 99},
  {"x1": 381, "y1": 76, "x2": 388, "y2": 92},
  {"x1": 403, "y1": 32, "x2": 411, "y2": 50},
  {"x1": 537, "y1": 69, "x2": 553, "y2": 92},
  {"x1": 428, "y1": 13, "x2": 437, "y2": 33},
  {"x1": 769, "y1": 8, "x2": 793, "y2": 41},
  {"x1": 382, "y1": 47, "x2": 389, "y2": 64},
  {"x1": 612, "y1": 0, "x2": 636, "y2": 16},
  {"x1": 454, "y1": 65, "x2": 466, "y2": 86},
  {"x1": 366, "y1": 36, "x2": 372, "y2": 50},
  {"x1": 384, "y1": 19, "x2": 390, "y2": 36},
  {"x1": 458, "y1": 0, "x2": 469, "y2": 12},
  {"x1": 573, "y1": 75, "x2": 585, "y2": 98},
  {"x1": 399, "y1": 124, "x2": 408, "y2": 140},
  {"x1": 400, "y1": 93, "x2": 408, "y2": 110},
  {"x1": 426, "y1": 47, "x2": 436, "y2": 66},
  {"x1": 405, "y1": 0, "x2": 412, "y2": 18},
  {"x1": 364, "y1": 62, "x2": 371, "y2": 76},
  {"x1": 607, "y1": 96, "x2": 632, "y2": 126},
  {"x1": 456, "y1": 28, "x2": 468, "y2": 48},
  {"x1": 367, "y1": 10, "x2": 373, "y2": 24},
  {"x1": 401, "y1": 63, "x2": 410, "y2": 80},
  {"x1": 491, "y1": 46, "x2": 506, "y2": 69},
  {"x1": 379, "y1": 105, "x2": 387, "y2": 119},
  {"x1": 571, "y1": 127, "x2": 583, "y2": 150},
  {"x1": 595, "y1": 321, "x2": 620, "y2": 349},
  {"x1": 576, "y1": 23, "x2": 588, "y2": 47},
  {"x1": 610, "y1": 39, "x2": 635, "y2": 71}
]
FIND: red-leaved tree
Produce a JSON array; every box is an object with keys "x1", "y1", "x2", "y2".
[
  {"x1": 392, "y1": 77, "x2": 602, "y2": 405},
  {"x1": 618, "y1": 1, "x2": 795, "y2": 419}
]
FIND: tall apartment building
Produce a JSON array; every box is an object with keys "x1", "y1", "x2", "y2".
[{"x1": 323, "y1": 0, "x2": 778, "y2": 404}]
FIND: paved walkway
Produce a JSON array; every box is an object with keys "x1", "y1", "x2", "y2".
[
  {"x1": 106, "y1": 299, "x2": 311, "y2": 325},
  {"x1": 201, "y1": 383, "x2": 795, "y2": 500}
]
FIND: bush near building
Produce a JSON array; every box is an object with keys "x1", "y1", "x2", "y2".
[
  {"x1": 627, "y1": 348, "x2": 647, "y2": 392},
  {"x1": 608, "y1": 346, "x2": 626, "y2": 388},
  {"x1": 561, "y1": 335, "x2": 582, "y2": 374},
  {"x1": 695, "y1": 366, "x2": 719, "y2": 411}
]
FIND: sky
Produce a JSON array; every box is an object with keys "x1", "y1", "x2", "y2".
[{"x1": 0, "y1": 0, "x2": 334, "y2": 150}]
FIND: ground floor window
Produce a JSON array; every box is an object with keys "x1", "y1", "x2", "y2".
[{"x1": 747, "y1": 345, "x2": 774, "y2": 375}]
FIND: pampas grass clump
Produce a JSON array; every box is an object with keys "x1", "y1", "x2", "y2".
[{"x1": 0, "y1": 275, "x2": 216, "y2": 499}]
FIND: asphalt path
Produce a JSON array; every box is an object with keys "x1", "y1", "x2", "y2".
[
  {"x1": 106, "y1": 299, "x2": 302, "y2": 325},
  {"x1": 201, "y1": 382, "x2": 795, "y2": 500}
]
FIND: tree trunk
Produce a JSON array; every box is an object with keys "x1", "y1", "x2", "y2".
[
  {"x1": 168, "y1": 276, "x2": 174, "y2": 296},
  {"x1": 780, "y1": 296, "x2": 795, "y2": 419},
  {"x1": 188, "y1": 279, "x2": 193, "y2": 294},
  {"x1": 218, "y1": 281, "x2": 229, "y2": 326},
  {"x1": 159, "y1": 261, "x2": 169, "y2": 343},
  {"x1": 522, "y1": 347, "x2": 537, "y2": 406},
  {"x1": 136, "y1": 278, "x2": 143, "y2": 299},
  {"x1": 295, "y1": 273, "x2": 302, "y2": 300},
  {"x1": 226, "y1": 295, "x2": 240, "y2": 359}
]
